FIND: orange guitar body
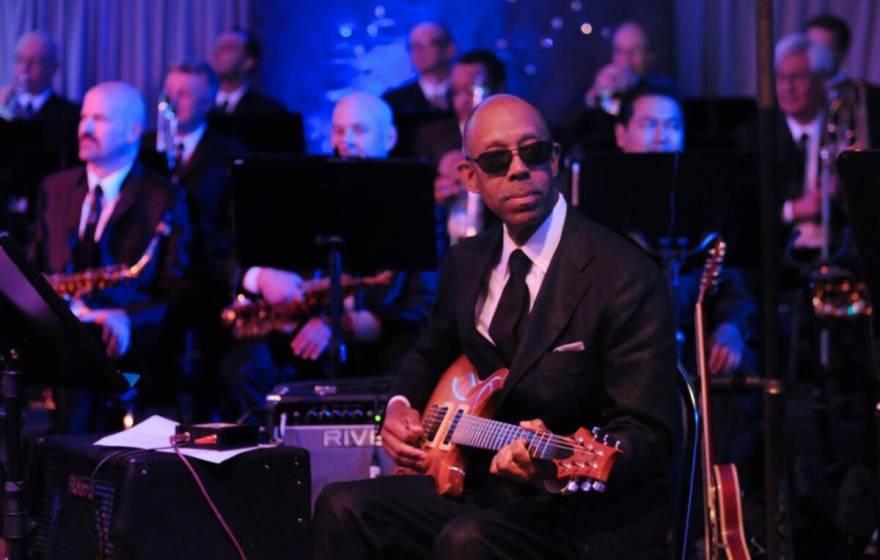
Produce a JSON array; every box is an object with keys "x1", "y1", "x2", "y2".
[
  {"x1": 713, "y1": 464, "x2": 751, "y2": 560},
  {"x1": 420, "y1": 355, "x2": 509, "y2": 497}
]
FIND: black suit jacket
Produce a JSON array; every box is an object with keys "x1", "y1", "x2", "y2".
[
  {"x1": 29, "y1": 162, "x2": 191, "y2": 333},
  {"x1": 228, "y1": 89, "x2": 289, "y2": 117},
  {"x1": 33, "y1": 93, "x2": 80, "y2": 148},
  {"x1": 141, "y1": 128, "x2": 243, "y2": 293},
  {"x1": 383, "y1": 80, "x2": 448, "y2": 114},
  {"x1": 392, "y1": 204, "x2": 677, "y2": 558}
]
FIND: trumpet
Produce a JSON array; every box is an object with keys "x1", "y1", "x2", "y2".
[
  {"x1": 48, "y1": 218, "x2": 173, "y2": 299},
  {"x1": 221, "y1": 271, "x2": 394, "y2": 339}
]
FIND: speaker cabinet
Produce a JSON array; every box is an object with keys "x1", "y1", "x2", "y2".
[
  {"x1": 30, "y1": 434, "x2": 311, "y2": 560},
  {"x1": 283, "y1": 424, "x2": 395, "y2": 507}
]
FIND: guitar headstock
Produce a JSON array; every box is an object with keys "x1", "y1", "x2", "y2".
[
  {"x1": 697, "y1": 237, "x2": 726, "y2": 305},
  {"x1": 553, "y1": 426, "x2": 622, "y2": 494}
]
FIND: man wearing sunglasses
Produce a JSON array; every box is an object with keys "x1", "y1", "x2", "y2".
[{"x1": 313, "y1": 94, "x2": 677, "y2": 560}]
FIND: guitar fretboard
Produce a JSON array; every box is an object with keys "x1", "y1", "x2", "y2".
[{"x1": 437, "y1": 409, "x2": 574, "y2": 460}]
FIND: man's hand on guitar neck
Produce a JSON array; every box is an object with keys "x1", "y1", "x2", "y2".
[
  {"x1": 382, "y1": 399, "x2": 428, "y2": 472},
  {"x1": 490, "y1": 419, "x2": 552, "y2": 484}
]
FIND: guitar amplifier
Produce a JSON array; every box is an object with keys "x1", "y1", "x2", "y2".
[
  {"x1": 30, "y1": 434, "x2": 311, "y2": 560},
  {"x1": 267, "y1": 376, "x2": 396, "y2": 506}
]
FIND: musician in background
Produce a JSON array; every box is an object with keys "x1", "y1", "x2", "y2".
[
  {"x1": 615, "y1": 84, "x2": 757, "y2": 377},
  {"x1": 220, "y1": 91, "x2": 437, "y2": 416},
  {"x1": 383, "y1": 21, "x2": 456, "y2": 113},
  {"x1": 29, "y1": 81, "x2": 190, "y2": 432},
  {"x1": 0, "y1": 31, "x2": 80, "y2": 147},
  {"x1": 774, "y1": 33, "x2": 834, "y2": 251},
  {"x1": 313, "y1": 94, "x2": 677, "y2": 560},
  {"x1": 415, "y1": 49, "x2": 506, "y2": 248},
  {"x1": 210, "y1": 29, "x2": 289, "y2": 117},
  {"x1": 804, "y1": 13, "x2": 880, "y2": 148},
  {"x1": 141, "y1": 61, "x2": 244, "y2": 417}
]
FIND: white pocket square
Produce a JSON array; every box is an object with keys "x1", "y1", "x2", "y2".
[{"x1": 552, "y1": 341, "x2": 585, "y2": 352}]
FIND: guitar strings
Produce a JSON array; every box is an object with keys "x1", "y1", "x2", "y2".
[{"x1": 419, "y1": 408, "x2": 614, "y2": 455}]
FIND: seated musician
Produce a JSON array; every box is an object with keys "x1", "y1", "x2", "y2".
[
  {"x1": 615, "y1": 83, "x2": 758, "y2": 377},
  {"x1": 29, "y1": 81, "x2": 190, "y2": 432},
  {"x1": 312, "y1": 94, "x2": 677, "y2": 560},
  {"x1": 220, "y1": 91, "x2": 437, "y2": 415}
]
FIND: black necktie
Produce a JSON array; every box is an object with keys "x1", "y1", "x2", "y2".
[
  {"x1": 74, "y1": 185, "x2": 104, "y2": 271},
  {"x1": 489, "y1": 249, "x2": 532, "y2": 367}
]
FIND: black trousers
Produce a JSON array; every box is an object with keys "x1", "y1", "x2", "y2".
[{"x1": 312, "y1": 474, "x2": 582, "y2": 560}]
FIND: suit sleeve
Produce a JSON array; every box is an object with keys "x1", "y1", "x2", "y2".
[
  {"x1": 599, "y1": 257, "x2": 678, "y2": 486},
  {"x1": 390, "y1": 248, "x2": 462, "y2": 411}
]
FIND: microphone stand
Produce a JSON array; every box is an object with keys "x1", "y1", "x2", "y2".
[{"x1": 315, "y1": 235, "x2": 347, "y2": 379}]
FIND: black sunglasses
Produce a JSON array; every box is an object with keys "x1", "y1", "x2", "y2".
[{"x1": 466, "y1": 140, "x2": 555, "y2": 175}]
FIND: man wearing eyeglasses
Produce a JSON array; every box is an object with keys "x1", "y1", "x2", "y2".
[
  {"x1": 383, "y1": 21, "x2": 456, "y2": 113},
  {"x1": 313, "y1": 94, "x2": 677, "y2": 560}
]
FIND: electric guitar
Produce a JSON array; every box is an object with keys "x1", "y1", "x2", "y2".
[
  {"x1": 696, "y1": 237, "x2": 751, "y2": 560},
  {"x1": 416, "y1": 354, "x2": 621, "y2": 497}
]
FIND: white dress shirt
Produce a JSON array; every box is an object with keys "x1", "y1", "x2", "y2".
[
  {"x1": 174, "y1": 123, "x2": 207, "y2": 166},
  {"x1": 418, "y1": 77, "x2": 450, "y2": 109},
  {"x1": 17, "y1": 87, "x2": 52, "y2": 117},
  {"x1": 79, "y1": 161, "x2": 134, "y2": 241},
  {"x1": 389, "y1": 193, "x2": 567, "y2": 411},
  {"x1": 216, "y1": 84, "x2": 248, "y2": 114},
  {"x1": 784, "y1": 113, "x2": 824, "y2": 248}
]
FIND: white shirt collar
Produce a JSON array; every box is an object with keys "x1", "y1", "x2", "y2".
[
  {"x1": 785, "y1": 112, "x2": 823, "y2": 143},
  {"x1": 18, "y1": 88, "x2": 52, "y2": 115},
  {"x1": 418, "y1": 77, "x2": 450, "y2": 107},
  {"x1": 85, "y1": 160, "x2": 134, "y2": 201},
  {"x1": 216, "y1": 84, "x2": 248, "y2": 113},
  {"x1": 174, "y1": 123, "x2": 207, "y2": 165},
  {"x1": 499, "y1": 192, "x2": 567, "y2": 277}
]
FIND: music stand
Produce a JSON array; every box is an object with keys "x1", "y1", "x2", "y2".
[
  {"x1": 574, "y1": 152, "x2": 761, "y2": 268},
  {"x1": 230, "y1": 155, "x2": 437, "y2": 376},
  {"x1": 207, "y1": 113, "x2": 305, "y2": 154},
  {"x1": 0, "y1": 233, "x2": 135, "y2": 559},
  {"x1": 838, "y1": 148, "x2": 880, "y2": 544},
  {"x1": 683, "y1": 97, "x2": 758, "y2": 151}
]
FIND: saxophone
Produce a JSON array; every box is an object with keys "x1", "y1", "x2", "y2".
[
  {"x1": 221, "y1": 271, "x2": 394, "y2": 339},
  {"x1": 48, "y1": 218, "x2": 173, "y2": 299}
]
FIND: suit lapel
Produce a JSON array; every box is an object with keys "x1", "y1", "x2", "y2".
[
  {"x1": 501, "y1": 211, "x2": 595, "y2": 397},
  {"x1": 61, "y1": 170, "x2": 89, "y2": 271},
  {"x1": 104, "y1": 164, "x2": 144, "y2": 235},
  {"x1": 177, "y1": 132, "x2": 210, "y2": 186}
]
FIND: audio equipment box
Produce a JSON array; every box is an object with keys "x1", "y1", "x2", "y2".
[{"x1": 29, "y1": 434, "x2": 311, "y2": 559}]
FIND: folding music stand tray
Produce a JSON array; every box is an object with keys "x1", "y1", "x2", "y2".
[
  {"x1": 230, "y1": 155, "x2": 437, "y2": 376},
  {"x1": 207, "y1": 112, "x2": 305, "y2": 154},
  {"x1": 0, "y1": 233, "x2": 135, "y2": 559},
  {"x1": 573, "y1": 151, "x2": 762, "y2": 269}
]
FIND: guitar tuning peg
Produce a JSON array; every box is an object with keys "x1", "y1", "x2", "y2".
[
  {"x1": 614, "y1": 441, "x2": 621, "y2": 450},
  {"x1": 563, "y1": 480, "x2": 580, "y2": 494},
  {"x1": 591, "y1": 427, "x2": 600, "y2": 437},
  {"x1": 591, "y1": 481, "x2": 606, "y2": 492},
  {"x1": 602, "y1": 434, "x2": 610, "y2": 444},
  {"x1": 580, "y1": 480, "x2": 593, "y2": 493}
]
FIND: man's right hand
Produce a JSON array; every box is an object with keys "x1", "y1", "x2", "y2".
[
  {"x1": 381, "y1": 399, "x2": 428, "y2": 472},
  {"x1": 585, "y1": 63, "x2": 638, "y2": 107},
  {"x1": 256, "y1": 267, "x2": 305, "y2": 304},
  {"x1": 790, "y1": 190, "x2": 822, "y2": 222}
]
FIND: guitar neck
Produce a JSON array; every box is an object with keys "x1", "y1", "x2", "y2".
[{"x1": 447, "y1": 413, "x2": 566, "y2": 460}]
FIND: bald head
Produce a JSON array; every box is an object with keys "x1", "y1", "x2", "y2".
[
  {"x1": 612, "y1": 21, "x2": 651, "y2": 76},
  {"x1": 14, "y1": 31, "x2": 58, "y2": 94},
  {"x1": 331, "y1": 92, "x2": 397, "y2": 157},
  {"x1": 462, "y1": 94, "x2": 550, "y2": 156},
  {"x1": 78, "y1": 82, "x2": 146, "y2": 172}
]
